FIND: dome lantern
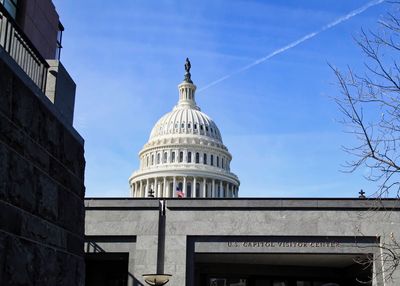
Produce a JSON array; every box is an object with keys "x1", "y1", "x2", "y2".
[{"x1": 177, "y1": 58, "x2": 199, "y2": 110}]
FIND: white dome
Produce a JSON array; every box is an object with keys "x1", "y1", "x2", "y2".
[
  {"x1": 129, "y1": 60, "x2": 239, "y2": 199},
  {"x1": 149, "y1": 106, "x2": 223, "y2": 142}
]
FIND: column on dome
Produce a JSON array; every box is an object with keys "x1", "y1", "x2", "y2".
[
  {"x1": 152, "y1": 178, "x2": 156, "y2": 197},
  {"x1": 193, "y1": 177, "x2": 197, "y2": 198},
  {"x1": 173, "y1": 176, "x2": 177, "y2": 197},
  {"x1": 163, "y1": 177, "x2": 167, "y2": 197},
  {"x1": 139, "y1": 180, "x2": 143, "y2": 197},
  {"x1": 158, "y1": 179, "x2": 162, "y2": 197},
  {"x1": 158, "y1": 180, "x2": 162, "y2": 197},
  {"x1": 219, "y1": 181, "x2": 223, "y2": 198},
  {"x1": 145, "y1": 179, "x2": 149, "y2": 197},
  {"x1": 167, "y1": 179, "x2": 171, "y2": 197},
  {"x1": 134, "y1": 183, "x2": 137, "y2": 197},
  {"x1": 212, "y1": 179, "x2": 215, "y2": 198},
  {"x1": 183, "y1": 177, "x2": 187, "y2": 197},
  {"x1": 203, "y1": 178, "x2": 207, "y2": 198}
]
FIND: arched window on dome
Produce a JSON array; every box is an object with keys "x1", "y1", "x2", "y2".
[
  {"x1": 221, "y1": 158, "x2": 224, "y2": 169},
  {"x1": 157, "y1": 153, "x2": 160, "y2": 164},
  {"x1": 187, "y1": 151, "x2": 192, "y2": 163},
  {"x1": 203, "y1": 153, "x2": 207, "y2": 164},
  {"x1": 179, "y1": 151, "x2": 183, "y2": 163},
  {"x1": 163, "y1": 152, "x2": 167, "y2": 163},
  {"x1": 151, "y1": 154, "x2": 154, "y2": 165},
  {"x1": 171, "y1": 151, "x2": 175, "y2": 163},
  {"x1": 188, "y1": 123, "x2": 191, "y2": 129},
  {"x1": 195, "y1": 152, "x2": 199, "y2": 164},
  {"x1": 146, "y1": 156, "x2": 149, "y2": 167},
  {"x1": 211, "y1": 154, "x2": 214, "y2": 166},
  {"x1": 194, "y1": 124, "x2": 197, "y2": 131},
  {"x1": 217, "y1": 156, "x2": 219, "y2": 167}
]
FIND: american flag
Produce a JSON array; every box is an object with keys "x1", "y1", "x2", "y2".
[{"x1": 176, "y1": 187, "x2": 184, "y2": 198}]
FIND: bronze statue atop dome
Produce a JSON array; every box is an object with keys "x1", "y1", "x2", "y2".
[{"x1": 184, "y1": 58, "x2": 193, "y2": 83}]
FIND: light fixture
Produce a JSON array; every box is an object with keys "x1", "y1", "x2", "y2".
[{"x1": 142, "y1": 274, "x2": 172, "y2": 286}]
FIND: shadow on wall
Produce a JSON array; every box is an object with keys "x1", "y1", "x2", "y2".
[{"x1": 85, "y1": 244, "x2": 144, "y2": 286}]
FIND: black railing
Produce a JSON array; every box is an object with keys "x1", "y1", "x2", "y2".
[{"x1": 0, "y1": 4, "x2": 48, "y2": 92}]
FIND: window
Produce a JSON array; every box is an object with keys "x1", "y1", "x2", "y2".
[
  {"x1": 188, "y1": 123, "x2": 191, "y2": 129},
  {"x1": 195, "y1": 152, "x2": 200, "y2": 163},
  {"x1": 179, "y1": 151, "x2": 183, "y2": 163},
  {"x1": 200, "y1": 125, "x2": 203, "y2": 131},
  {"x1": 188, "y1": 151, "x2": 192, "y2": 163},
  {"x1": 181, "y1": 123, "x2": 184, "y2": 128},
  {"x1": 151, "y1": 154, "x2": 154, "y2": 165},
  {"x1": 171, "y1": 152, "x2": 175, "y2": 163},
  {"x1": 157, "y1": 153, "x2": 160, "y2": 164},
  {"x1": 217, "y1": 156, "x2": 219, "y2": 167},
  {"x1": 211, "y1": 155, "x2": 214, "y2": 166},
  {"x1": 194, "y1": 124, "x2": 197, "y2": 130},
  {"x1": 55, "y1": 22, "x2": 64, "y2": 60},
  {"x1": 203, "y1": 153, "x2": 207, "y2": 164},
  {"x1": 222, "y1": 158, "x2": 224, "y2": 169},
  {"x1": 146, "y1": 156, "x2": 149, "y2": 167},
  {"x1": 1, "y1": 0, "x2": 18, "y2": 19},
  {"x1": 163, "y1": 152, "x2": 167, "y2": 163},
  {"x1": 206, "y1": 126, "x2": 209, "y2": 132}
]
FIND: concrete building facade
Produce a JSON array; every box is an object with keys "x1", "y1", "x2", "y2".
[{"x1": 85, "y1": 198, "x2": 400, "y2": 286}]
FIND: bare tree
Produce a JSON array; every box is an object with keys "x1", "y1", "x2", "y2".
[
  {"x1": 330, "y1": 2, "x2": 400, "y2": 281},
  {"x1": 331, "y1": 3, "x2": 400, "y2": 199}
]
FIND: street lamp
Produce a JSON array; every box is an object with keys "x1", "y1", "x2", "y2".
[{"x1": 142, "y1": 274, "x2": 172, "y2": 286}]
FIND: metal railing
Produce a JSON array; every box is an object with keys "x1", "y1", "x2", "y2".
[{"x1": 0, "y1": 4, "x2": 48, "y2": 92}]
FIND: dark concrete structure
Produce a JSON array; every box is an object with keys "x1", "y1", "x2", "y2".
[
  {"x1": 0, "y1": 47, "x2": 85, "y2": 285},
  {"x1": 85, "y1": 198, "x2": 400, "y2": 286},
  {"x1": 0, "y1": 0, "x2": 85, "y2": 285}
]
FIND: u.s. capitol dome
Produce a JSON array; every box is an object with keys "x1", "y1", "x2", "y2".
[{"x1": 129, "y1": 59, "x2": 240, "y2": 198}]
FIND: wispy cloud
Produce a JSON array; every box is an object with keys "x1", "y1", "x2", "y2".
[{"x1": 198, "y1": 0, "x2": 385, "y2": 92}]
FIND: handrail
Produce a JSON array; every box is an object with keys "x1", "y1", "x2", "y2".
[{"x1": 0, "y1": 4, "x2": 49, "y2": 92}]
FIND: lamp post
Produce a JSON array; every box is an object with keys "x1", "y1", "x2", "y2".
[
  {"x1": 142, "y1": 274, "x2": 172, "y2": 286},
  {"x1": 142, "y1": 200, "x2": 171, "y2": 286},
  {"x1": 148, "y1": 189, "x2": 155, "y2": 198}
]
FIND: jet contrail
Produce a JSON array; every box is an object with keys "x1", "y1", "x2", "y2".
[{"x1": 198, "y1": 0, "x2": 385, "y2": 92}]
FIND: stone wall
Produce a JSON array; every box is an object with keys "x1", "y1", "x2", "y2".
[{"x1": 0, "y1": 51, "x2": 85, "y2": 285}]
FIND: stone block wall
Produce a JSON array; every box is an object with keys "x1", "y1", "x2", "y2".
[{"x1": 0, "y1": 53, "x2": 85, "y2": 285}]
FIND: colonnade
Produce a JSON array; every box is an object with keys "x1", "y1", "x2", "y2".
[{"x1": 131, "y1": 176, "x2": 239, "y2": 198}]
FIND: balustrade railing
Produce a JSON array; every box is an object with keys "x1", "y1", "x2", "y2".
[{"x1": 0, "y1": 4, "x2": 48, "y2": 92}]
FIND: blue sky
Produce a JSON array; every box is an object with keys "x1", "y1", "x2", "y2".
[{"x1": 53, "y1": 0, "x2": 392, "y2": 198}]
